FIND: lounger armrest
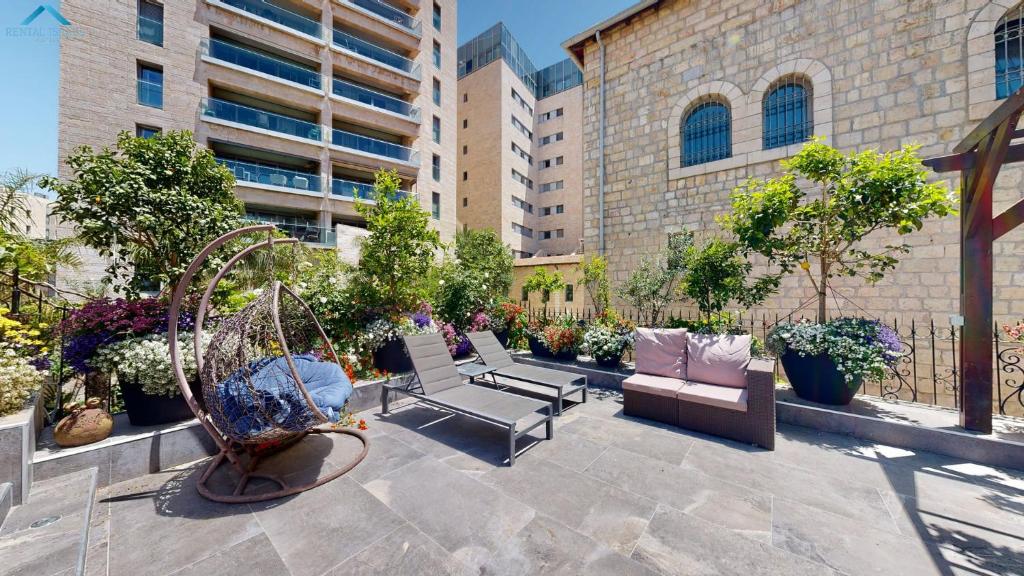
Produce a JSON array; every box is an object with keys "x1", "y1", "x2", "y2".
[{"x1": 746, "y1": 358, "x2": 776, "y2": 411}]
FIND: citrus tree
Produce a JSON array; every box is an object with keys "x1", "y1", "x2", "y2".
[
  {"x1": 578, "y1": 255, "x2": 610, "y2": 315},
  {"x1": 523, "y1": 267, "x2": 565, "y2": 317},
  {"x1": 677, "y1": 237, "x2": 778, "y2": 323},
  {"x1": 719, "y1": 140, "x2": 955, "y2": 321}
]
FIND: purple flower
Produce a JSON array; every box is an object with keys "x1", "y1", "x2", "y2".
[
  {"x1": 875, "y1": 323, "x2": 902, "y2": 355},
  {"x1": 454, "y1": 338, "x2": 473, "y2": 356},
  {"x1": 411, "y1": 312, "x2": 433, "y2": 329}
]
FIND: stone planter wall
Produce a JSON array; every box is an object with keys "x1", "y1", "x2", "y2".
[{"x1": 0, "y1": 387, "x2": 47, "y2": 505}]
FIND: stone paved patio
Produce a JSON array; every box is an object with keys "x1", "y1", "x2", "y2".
[{"x1": 87, "y1": 390, "x2": 1024, "y2": 576}]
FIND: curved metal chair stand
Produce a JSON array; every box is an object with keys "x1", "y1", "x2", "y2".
[{"x1": 168, "y1": 225, "x2": 368, "y2": 503}]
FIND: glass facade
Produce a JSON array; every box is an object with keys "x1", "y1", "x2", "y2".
[{"x1": 457, "y1": 24, "x2": 581, "y2": 99}]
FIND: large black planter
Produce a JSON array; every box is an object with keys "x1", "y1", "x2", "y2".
[
  {"x1": 493, "y1": 330, "x2": 510, "y2": 349},
  {"x1": 780, "y1": 350, "x2": 860, "y2": 406},
  {"x1": 120, "y1": 380, "x2": 194, "y2": 427},
  {"x1": 527, "y1": 334, "x2": 577, "y2": 361},
  {"x1": 373, "y1": 338, "x2": 412, "y2": 374},
  {"x1": 594, "y1": 350, "x2": 625, "y2": 368}
]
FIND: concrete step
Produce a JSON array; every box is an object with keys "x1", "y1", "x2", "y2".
[{"x1": 0, "y1": 467, "x2": 98, "y2": 576}]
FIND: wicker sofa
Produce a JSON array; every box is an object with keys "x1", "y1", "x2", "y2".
[{"x1": 621, "y1": 329, "x2": 776, "y2": 450}]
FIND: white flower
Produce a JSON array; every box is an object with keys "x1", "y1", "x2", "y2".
[
  {"x1": 320, "y1": 297, "x2": 328, "y2": 304},
  {"x1": 438, "y1": 280, "x2": 445, "y2": 286}
]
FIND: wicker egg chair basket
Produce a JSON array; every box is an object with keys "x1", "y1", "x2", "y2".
[{"x1": 168, "y1": 225, "x2": 368, "y2": 503}]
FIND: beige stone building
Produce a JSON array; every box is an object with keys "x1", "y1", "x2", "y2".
[
  {"x1": 510, "y1": 254, "x2": 591, "y2": 313},
  {"x1": 563, "y1": 0, "x2": 1024, "y2": 327},
  {"x1": 57, "y1": 0, "x2": 458, "y2": 283},
  {"x1": 456, "y1": 23, "x2": 584, "y2": 259}
]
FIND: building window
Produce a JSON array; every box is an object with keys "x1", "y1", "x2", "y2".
[
  {"x1": 996, "y1": 10, "x2": 1024, "y2": 99},
  {"x1": 512, "y1": 222, "x2": 533, "y2": 237},
  {"x1": 763, "y1": 77, "x2": 812, "y2": 149},
  {"x1": 433, "y1": 2, "x2": 441, "y2": 31},
  {"x1": 511, "y1": 88, "x2": 533, "y2": 115},
  {"x1": 511, "y1": 141, "x2": 533, "y2": 164},
  {"x1": 432, "y1": 115, "x2": 441, "y2": 143},
  {"x1": 462, "y1": 197, "x2": 468, "y2": 207},
  {"x1": 556, "y1": 204, "x2": 564, "y2": 214},
  {"x1": 511, "y1": 115, "x2": 532, "y2": 139},
  {"x1": 521, "y1": 286, "x2": 528, "y2": 301},
  {"x1": 137, "y1": 63, "x2": 163, "y2": 109},
  {"x1": 463, "y1": 118, "x2": 468, "y2": 129},
  {"x1": 138, "y1": 0, "x2": 163, "y2": 46},
  {"x1": 540, "y1": 156, "x2": 564, "y2": 169},
  {"x1": 463, "y1": 92, "x2": 468, "y2": 103},
  {"x1": 431, "y1": 192, "x2": 441, "y2": 219},
  {"x1": 681, "y1": 100, "x2": 731, "y2": 167},
  {"x1": 540, "y1": 180, "x2": 563, "y2": 193},
  {"x1": 538, "y1": 107, "x2": 563, "y2": 123},
  {"x1": 462, "y1": 171, "x2": 467, "y2": 181},
  {"x1": 512, "y1": 195, "x2": 533, "y2": 213},
  {"x1": 539, "y1": 132, "x2": 563, "y2": 146},
  {"x1": 462, "y1": 144, "x2": 468, "y2": 154},
  {"x1": 512, "y1": 169, "x2": 533, "y2": 189},
  {"x1": 565, "y1": 284, "x2": 574, "y2": 302},
  {"x1": 432, "y1": 154, "x2": 441, "y2": 181},
  {"x1": 136, "y1": 124, "x2": 161, "y2": 138},
  {"x1": 433, "y1": 78, "x2": 441, "y2": 105},
  {"x1": 433, "y1": 41, "x2": 442, "y2": 68}
]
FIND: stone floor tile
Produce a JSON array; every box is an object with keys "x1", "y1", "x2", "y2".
[
  {"x1": 524, "y1": 429, "x2": 608, "y2": 472},
  {"x1": 560, "y1": 415, "x2": 695, "y2": 465},
  {"x1": 167, "y1": 533, "x2": 289, "y2": 576},
  {"x1": 480, "y1": 456, "x2": 657, "y2": 555},
  {"x1": 585, "y1": 446, "x2": 772, "y2": 540},
  {"x1": 363, "y1": 457, "x2": 536, "y2": 571},
  {"x1": 344, "y1": 434, "x2": 425, "y2": 485},
  {"x1": 481, "y1": 514, "x2": 659, "y2": 576},
  {"x1": 632, "y1": 505, "x2": 835, "y2": 576},
  {"x1": 250, "y1": 477, "x2": 404, "y2": 576},
  {"x1": 324, "y1": 523, "x2": 474, "y2": 576}
]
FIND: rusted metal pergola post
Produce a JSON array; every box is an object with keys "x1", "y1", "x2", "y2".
[{"x1": 924, "y1": 88, "x2": 1024, "y2": 433}]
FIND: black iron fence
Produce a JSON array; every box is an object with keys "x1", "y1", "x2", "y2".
[{"x1": 523, "y1": 304, "x2": 1024, "y2": 417}]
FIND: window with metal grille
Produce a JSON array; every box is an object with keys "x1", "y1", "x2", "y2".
[
  {"x1": 565, "y1": 284, "x2": 574, "y2": 302},
  {"x1": 681, "y1": 100, "x2": 731, "y2": 167},
  {"x1": 763, "y1": 78, "x2": 812, "y2": 149},
  {"x1": 997, "y1": 8, "x2": 1024, "y2": 99}
]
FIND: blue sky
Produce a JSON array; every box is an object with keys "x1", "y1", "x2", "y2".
[{"x1": 0, "y1": 0, "x2": 633, "y2": 179}]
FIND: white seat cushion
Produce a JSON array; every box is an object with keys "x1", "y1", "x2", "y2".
[
  {"x1": 623, "y1": 372, "x2": 685, "y2": 398},
  {"x1": 676, "y1": 381, "x2": 748, "y2": 412}
]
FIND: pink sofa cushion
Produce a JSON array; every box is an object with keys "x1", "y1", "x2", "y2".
[
  {"x1": 634, "y1": 328, "x2": 688, "y2": 379},
  {"x1": 677, "y1": 382, "x2": 748, "y2": 412},
  {"x1": 686, "y1": 334, "x2": 751, "y2": 388},
  {"x1": 623, "y1": 373, "x2": 685, "y2": 398}
]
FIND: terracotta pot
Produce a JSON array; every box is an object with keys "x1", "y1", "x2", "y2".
[{"x1": 54, "y1": 398, "x2": 113, "y2": 447}]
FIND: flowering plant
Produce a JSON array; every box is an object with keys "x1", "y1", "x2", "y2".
[
  {"x1": 491, "y1": 301, "x2": 528, "y2": 348},
  {"x1": 0, "y1": 343, "x2": 46, "y2": 415},
  {"x1": 1002, "y1": 320, "x2": 1024, "y2": 344},
  {"x1": 361, "y1": 306, "x2": 439, "y2": 352},
  {"x1": 582, "y1": 323, "x2": 634, "y2": 362},
  {"x1": 766, "y1": 318, "x2": 902, "y2": 385},
  {"x1": 529, "y1": 315, "x2": 582, "y2": 355},
  {"x1": 0, "y1": 308, "x2": 48, "y2": 358},
  {"x1": 92, "y1": 332, "x2": 209, "y2": 397}
]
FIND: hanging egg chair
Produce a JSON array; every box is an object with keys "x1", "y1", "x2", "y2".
[{"x1": 168, "y1": 225, "x2": 368, "y2": 503}]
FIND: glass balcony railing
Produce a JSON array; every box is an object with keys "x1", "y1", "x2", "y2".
[
  {"x1": 331, "y1": 178, "x2": 376, "y2": 200},
  {"x1": 201, "y1": 97, "x2": 322, "y2": 141},
  {"x1": 219, "y1": 158, "x2": 321, "y2": 192},
  {"x1": 218, "y1": 0, "x2": 322, "y2": 38},
  {"x1": 332, "y1": 29, "x2": 419, "y2": 77},
  {"x1": 331, "y1": 129, "x2": 417, "y2": 163},
  {"x1": 203, "y1": 39, "x2": 322, "y2": 89},
  {"x1": 332, "y1": 78, "x2": 419, "y2": 120},
  {"x1": 137, "y1": 15, "x2": 163, "y2": 45},
  {"x1": 137, "y1": 79, "x2": 163, "y2": 108},
  {"x1": 245, "y1": 217, "x2": 336, "y2": 246},
  {"x1": 346, "y1": 0, "x2": 420, "y2": 34}
]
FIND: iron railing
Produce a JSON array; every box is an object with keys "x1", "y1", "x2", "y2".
[{"x1": 520, "y1": 305, "x2": 1024, "y2": 417}]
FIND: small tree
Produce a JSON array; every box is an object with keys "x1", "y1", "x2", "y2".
[
  {"x1": 454, "y1": 229, "x2": 514, "y2": 302},
  {"x1": 617, "y1": 232, "x2": 691, "y2": 326},
  {"x1": 42, "y1": 131, "x2": 244, "y2": 297},
  {"x1": 578, "y1": 255, "x2": 610, "y2": 315},
  {"x1": 523, "y1": 267, "x2": 565, "y2": 318},
  {"x1": 353, "y1": 170, "x2": 442, "y2": 317},
  {"x1": 720, "y1": 140, "x2": 955, "y2": 321},
  {"x1": 677, "y1": 237, "x2": 778, "y2": 323}
]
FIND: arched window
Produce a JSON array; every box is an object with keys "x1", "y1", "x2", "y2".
[
  {"x1": 996, "y1": 7, "x2": 1024, "y2": 99},
  {"x1": 681, "y1": 100, "x2": 731, "y2": 167},
  {"x1": 763, "y1": 77, "x2": 812, "y2": 149}
]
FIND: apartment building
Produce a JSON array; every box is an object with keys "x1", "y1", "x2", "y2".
[
  {"x1": 57, "y1": 0, "x2": 457, "y2": 262},
  {"x1": 564, "y1": 0, "x2": 1024, "y2": 326},
  {"x1": 456, "y1": 23, "x2": 583, "y2": 258}
]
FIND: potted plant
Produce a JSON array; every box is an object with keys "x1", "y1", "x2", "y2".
[
  {"x1": 527, "y1": 315, "x2": 582, "y2": 360},
  {"x1": 721, "y1": 140, "x2": 955, "y2": 404},
  {"x1": 365, "y1": 309, "x2": 438, "y2": 374},
  {"x1": 582, "y1": 312, "x2": 634, "y2": 368},
  {"x1": 491, "y1": 301, "x2": 527, "y2": 349},
  {"x1": 92, "y1": 332, "x2": 204, "y2": 426}
]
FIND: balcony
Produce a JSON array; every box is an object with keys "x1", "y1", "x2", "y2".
[
  {"x1": 331, "y1": 129, "x2": 417, "y2": 164},
  {"x1": 219, "y1": 158, "x2": 322, "y2": 193},
  {"x1": 245, "y1": 216, "x2": 336, "y2": 246},
  {"x1": 216, "y1": 0, "x2": 322, "y2": 38},
  {"x1": 332, "y1": 29, "x2": 420, "y2": 78},
  {"x1": 332, "y1": 78, "x2": 419, "y2": 121},
  {"x1": 341, "y1": 0, "x2": 421, "y2": 35},
  {"x1": 331, "y1": 178, "x2": 411, "y2": 201},
  {"x1": 201, "y1": 97, "x2": 322, "y2": 142},
  {"x1": 202, "y1": 38, "x2": 322, "y2": 90}
]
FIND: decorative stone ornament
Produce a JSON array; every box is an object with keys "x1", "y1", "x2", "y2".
[{"x1": 54, "y1": 398, "x2": 113, "y2": 448}]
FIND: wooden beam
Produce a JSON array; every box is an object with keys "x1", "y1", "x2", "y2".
[
  {"x1": 993, "y1": 196, "x2": 1024, "y2": 240},
  {"x1": 954, "y1": 87, "x2": 1024, "y2": 154},
  {"x1": 964, "y1": 114, "x2": 1017, "y2": 238},
  {"x1": 923, "y1": 151, "x2": 973, "y2": 173}
]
